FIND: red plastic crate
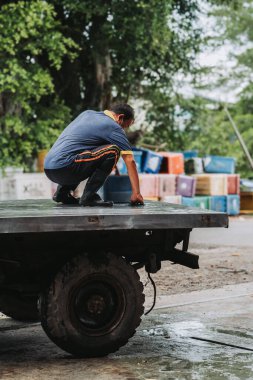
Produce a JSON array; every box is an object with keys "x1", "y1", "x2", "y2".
[
  {"x1": 139, "y1": 174, "x2": 159, "y2": 197},
  {"x1": 159, "y1": 152, "x2": 184, "y2": 174},
  {"x1": 227, "y1": 174, "x2": 240, "y2": 194}
]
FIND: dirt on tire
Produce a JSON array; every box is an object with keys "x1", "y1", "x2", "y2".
[{"x1": 39, "y1": 252, "x2": 145, "y2": 357}]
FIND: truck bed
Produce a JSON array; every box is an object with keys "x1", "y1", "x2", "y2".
[{"x1": 0, "y1": 200, "x2": 228, "y2": 233}]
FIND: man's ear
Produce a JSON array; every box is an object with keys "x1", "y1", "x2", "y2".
[
  {"x1": 118, "y1": 114, "x2": 125, "y2": 122},
  {"x1": 115, "y1": 113, "x2": 125, "y2": 126}
]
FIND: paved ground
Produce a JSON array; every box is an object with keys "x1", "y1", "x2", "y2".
[
  {"x1": 140, "y1": 216, "x2": 253, "y2": 298},
  {"x1": 190, "y1": 215, "x2": 253, "y2": 247},
  {"x1": 0, "y1": 282, "x2": 253, "y2": 380},
  {"x1": 0, "y1": 216, "x2": 252, "y2": 379}
]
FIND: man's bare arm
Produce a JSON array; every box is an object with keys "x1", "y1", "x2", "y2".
[{"x1": 122, "y1": 154, "x2": 144, "y2": 205}]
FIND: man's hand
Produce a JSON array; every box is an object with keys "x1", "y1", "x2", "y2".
[{"x1": 130, "y1": 192, "x2": 144, "y2": 206}]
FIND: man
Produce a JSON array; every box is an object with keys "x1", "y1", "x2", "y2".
[{"x1": 44, "y1": 103, "x2": 144, "y2": 207}]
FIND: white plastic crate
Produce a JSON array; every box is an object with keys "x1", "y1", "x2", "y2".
[
  {"x1": 158, "y1": 174, "x2": 176, "y2": 197},
  {"x1": 193, "y1": 174, "x2": 228, "y2": 196},
  {"x1": 139, "y1": 174, "x2": 159, "y2": 197},
  {"x1": 161, "y1": 195, "x2": 182, "y2": 204},
  {"x1": 0, "y1": 173, "x2": 52, "y2": 200}
]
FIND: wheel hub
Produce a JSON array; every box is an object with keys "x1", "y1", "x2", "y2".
[
  {"x1": 72, "y1": 276, "x2": 125, "y2": 335},
  {"x1": 86, "y1": 294, "x2": 106, "y2": 315}
]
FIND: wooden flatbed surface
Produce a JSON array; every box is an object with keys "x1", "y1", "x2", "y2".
[{"x1": 0, "y1": 200, "x2": 228, "y2": 233}]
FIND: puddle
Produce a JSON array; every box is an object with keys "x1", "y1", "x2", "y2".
[
  {"x1": 142, "y1": 320, "x2": 206, "y2": 340},
  {"x1": 142, "y1": 327, "x2": 170, "y2": 338},
  {"x1": 111, "y1": 353, "x2": 253, "y2": 380},
  {"x1": 1, "y1": 295, "x2": 253, "y2": 379}
]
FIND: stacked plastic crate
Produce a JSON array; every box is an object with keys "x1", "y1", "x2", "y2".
[
  {"x1": 105, "y1": 149, "x2": 160, "y2": 201},
  {"x1": 184, "y1": 153, "x2": 240, "y2": 215},
  {"x1": 108, "y1": 148, "x2": 197, "y2": 203},
  {"x1": 138, "y1": 149, "x2": 196, "y2": 202},
  {"x1": 138, "y1": 148, "x2": 163, "y2": 201},
  {"x1": 0, "y1": 171, "x2": 52, "y2": 200},
  {"x1": 158, "y1": 151, "x2": 196, "y2": 203},
  {"x1": 109, "y1": 148, "x2": 164, "y2": 201},
  {"x1": 105, "y1": 148, "x2": 240, "y2": 216}
]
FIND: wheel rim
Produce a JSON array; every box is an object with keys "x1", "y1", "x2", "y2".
[{"x1": 70, "y1": 274, "x2": 126, "y2": 336}]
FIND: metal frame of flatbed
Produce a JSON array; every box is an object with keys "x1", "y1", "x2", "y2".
[
  {"x1": 0, "y1": 200, "x2": 228, "y2": 356},
  {"x1": 0, "y1": 199, "x2": 228, "y2": 298},
  {"x1": 0, "y1": 200, "x2": 228, "y2": 234}
]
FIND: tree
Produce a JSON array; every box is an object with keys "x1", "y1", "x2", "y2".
[
  {"x1": 0, "y1": 0, "x2": 231, "y2": 168},
  {"x1": 181, "y1": 0, "x2": 253, "y2": 177},
  {"x1": 140, "y1": 0, "x2": 253, "y2": 178},
  {"x1": 0, "y1": 0, "x2": 77, "y2": 168},
  {"x1": 46, "y1": 0, "x2": 205, "y2": 113},
  {"x1": 166, "y1": 93, "x2": 253, "y2": 177}
]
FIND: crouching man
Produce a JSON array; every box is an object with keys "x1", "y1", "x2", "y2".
[{"x1": 44, "y1": 103, "x2": 144, "y2": 207}]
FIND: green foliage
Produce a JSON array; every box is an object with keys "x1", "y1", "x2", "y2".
[
  {"x1": 185, "y1": 0, "x2": 253, "y2": 177},
  {"x1": 173, "y1": 94, "x2": 253, "y2": 177},
  {"x1": 0, "y1": 97, "x2": 72, "y2": 169},
  {"x1": 0, "y1": 0, "x2": 237, "y2": 169},
  {"x1": 142, "y1": 0, "x2": 253, "y2": 178},
  {"x1": 188, "y1": 107, "x2": 253, "y2": 177},
  {"x1": 48, "y1": 0, "x2": 205, "y2": 111},
  {"x1": 208, "y1": 0, "x2": 253, "y2": 83},
  {"x1": 141, "y1": 86, "x2": 253, "y2": 177},
  {"x1": 0, "y1": 0, "x2": 78, "y2": 169},
  {"x1": 140, "y1": 91, "x2": 190, "y2": 151}
]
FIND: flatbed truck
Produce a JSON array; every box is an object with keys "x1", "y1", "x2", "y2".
[{"x1": 0, "y1": 200, "x2": 228, "y2": 357}]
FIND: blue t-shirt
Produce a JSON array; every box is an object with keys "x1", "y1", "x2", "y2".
[{"x1": 44, "y1": 110, "x2": 132, "y2": 169}]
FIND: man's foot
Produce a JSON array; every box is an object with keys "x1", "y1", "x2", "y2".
[
  {"x1": 81, "y1": 199, "x2": 114, "y2": 207},
  {"x1": 53, "y1": 190, "x2": 79, "y2": 205},
  {"x1": 79, "y1": 193, "x2": 113, "y2": 207}
]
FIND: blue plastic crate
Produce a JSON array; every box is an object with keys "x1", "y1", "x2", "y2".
[
  {"x1": 203, "y1": 156, "x2": 235, "y2": 174},
  {"x1": 182, "y1": 197, "x2": 196, "y2": 207},
  {"x1": 210, "y1": 196, "x2": 227, "y2": 212},
  {"x1": 104, "y1": 191, "x2": 132, "y2": 203},
  {"x1": 104, "y1": 175, "x2": 131, "y2": 192},
  {"x1": 227, "y1": 195, "x2": 240, "y2": 215},
  {"x1": 183, "y1": 150, "x2": 198, "y2": 159},
  {"x1": 193, "y1": 196, "x2": 210, "y2": 210},
  {"x1": 182, "y1": 196, "x2": 210, "y2": 209},
  {"x1": 138, "y1": 148, "x2": 163, "y2": 174},
  {"x1": 103, "y1": 175, "x2": 132, "y2": 203},
  {"x1": 117, "y1": 151, "x2": 143, "y2": 174},
  {"x1": 116, "y1": 157, "x2": 127, "y2": 174}
]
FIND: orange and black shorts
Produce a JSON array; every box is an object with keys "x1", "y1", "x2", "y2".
[{"x1": 44, "y1": 144, "x2": 120, "y2": 186}]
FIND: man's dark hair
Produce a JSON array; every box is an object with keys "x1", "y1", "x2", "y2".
[{"x1": 109, "y1": 103, "x2": 134, "y2": 120}]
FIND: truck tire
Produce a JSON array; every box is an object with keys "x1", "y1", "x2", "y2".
[
  {"x1": 39, "y1": 253, "x2": 145, "y2": 357},
  {"x1": 0, "y1": 293, "x2": 39, "y2": 322}
]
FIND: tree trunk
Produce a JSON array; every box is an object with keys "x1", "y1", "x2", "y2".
[{"x1": 95, "y1": 53, "x2": 112, "y2": 109}]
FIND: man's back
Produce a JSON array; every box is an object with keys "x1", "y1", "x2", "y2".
[{"x1": 44, "y1": 110, "x2": 131, "y2": 169}]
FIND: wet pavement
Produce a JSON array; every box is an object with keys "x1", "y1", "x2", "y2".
[{"x1": 0, "y1": 282, "x2": 253, "y2": 380}]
